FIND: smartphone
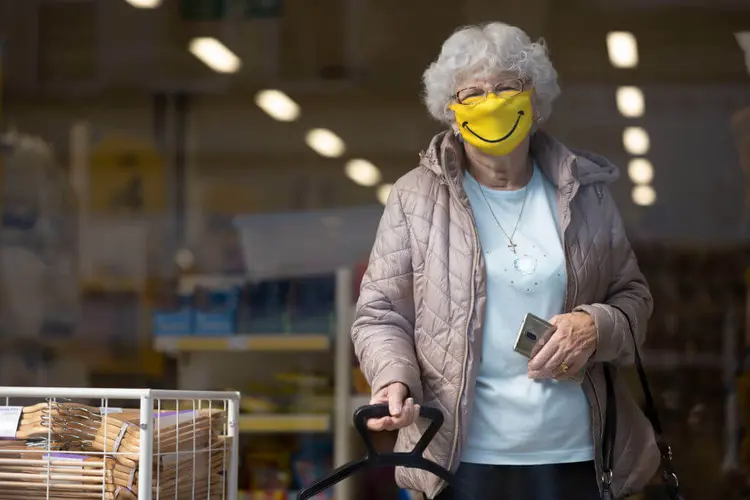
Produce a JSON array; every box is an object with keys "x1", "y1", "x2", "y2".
[
  {"x1": 514, "y1": 313, "x2": 585, "y2": 383},
  {"x1": 514, "y1": 313, "x2": 555, "y2": 358}
]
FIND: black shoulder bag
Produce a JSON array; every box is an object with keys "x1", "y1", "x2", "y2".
[{"x1": 601, "y1": 305, "x2": 684, "y2": 500}]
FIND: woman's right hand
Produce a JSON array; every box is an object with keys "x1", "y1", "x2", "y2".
[{"x1": 367, "y1": 382, "x2": 421, "y2": 431}]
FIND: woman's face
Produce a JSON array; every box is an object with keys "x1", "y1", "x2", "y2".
[{"x1": 449, "y1": 71, "x2": 536, "y2": 156}]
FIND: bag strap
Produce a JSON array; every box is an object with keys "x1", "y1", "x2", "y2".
[{"x1": 604, "y1": 305, "x2": 683, "y2": 500}]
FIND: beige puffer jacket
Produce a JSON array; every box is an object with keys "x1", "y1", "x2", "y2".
[{"x1": 351, "y1": 129, "x2": 661, "y2": 499}]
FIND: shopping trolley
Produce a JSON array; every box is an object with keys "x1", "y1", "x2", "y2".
[
  {"x1": 298, "y1": 404, "x2": 459, "y2": 500},
  {"x1": 0, "y1": 386, "x2": 240, "y2": 500}
]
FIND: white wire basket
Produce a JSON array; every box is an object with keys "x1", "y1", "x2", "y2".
[{"x1": 0, "y1": 387, "x2": 240, "y2": 500}]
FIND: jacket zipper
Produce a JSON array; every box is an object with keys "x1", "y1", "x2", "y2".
[
  {"x1": 441, "y1": 177, "x2": 479, "y2": 478},
  {"x1": 562, "y1": 240, "x2": 575, "y2": 314},
  {"x1": 447, "y1": 221, "x2": 478, "y2": 474},
  {"x1": 558, "y1": 153, "x2": 577, "y2": 313},
  {"x1": 561, "y1": 180, "x2": 577, "y2": 314}
]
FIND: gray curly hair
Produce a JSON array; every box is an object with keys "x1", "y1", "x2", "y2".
[{"x1": 422, "y1": 22, "x2": 561, "y2": 124}]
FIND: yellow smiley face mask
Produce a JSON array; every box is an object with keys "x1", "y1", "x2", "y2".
[{"x1": 449, "y1": 89, "x2": 534, "y2": 156}]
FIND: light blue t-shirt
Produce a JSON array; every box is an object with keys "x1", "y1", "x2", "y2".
[{"x1": 461, "y1": 164, "x2": 594, "y2": 466}]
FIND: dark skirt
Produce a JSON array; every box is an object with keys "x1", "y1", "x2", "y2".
[{"x1": 434, "y1": 461, "x2": 601, "y2": 500}]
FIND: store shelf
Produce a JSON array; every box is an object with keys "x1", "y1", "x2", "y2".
[
  {"x1": 169, "y1": 268, "x2": 357, "y2": 499},
  {"x1": 239, "y1": 413, "x2": 331, "y2": 433},
  {"x1": 179, "y1": 274, "x2": 248, "y2": 295},
  {"x1": 154, "y1": 334, "x2": 331, "y2": 353}
]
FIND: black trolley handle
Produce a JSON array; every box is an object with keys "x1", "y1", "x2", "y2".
[{"x1": 297, "y1": 404, "x2": 457, "y2": 500}]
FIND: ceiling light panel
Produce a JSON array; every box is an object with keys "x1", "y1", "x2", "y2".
[
  {"x1": 616, "y1": 86, "x2": 645, "y2": 117},
  {"x1": 632, "y1": 185, "x2": 656, "y2": 206},
  {"x1": 189, "y1": 37, "x2": 241, "y2": 74},
  {"x1": 255, "y1": 90, "x2": 300, "y2": 122},
  {"x1": 345, "y1": 159, "x2": 382, "y2": 187},
  {"x1": 623, "y1": 127, "x2": 650, "y2": 155},
  {"x1": 305, "y1": 128, "x2": 346, "y2": 158},
  {"x1": 627, "y1": 158, "x2": 654, "y2": 185},
  {"x1": 607, "y1": 31, "x2": 639, "y2": 68},
  {"x1": 125, "y1": 0, "x2": 162, "y2": 7}
]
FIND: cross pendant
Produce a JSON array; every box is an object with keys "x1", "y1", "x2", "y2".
[{"x1": 507, "y1": 241, "x2": 518, "y2": 253}]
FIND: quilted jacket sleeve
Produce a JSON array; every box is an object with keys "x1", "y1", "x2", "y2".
[
  {"x1": 351, "y1": 185, "x2": 423, "y2": 403},
  {"x1": 575, "y1": 188, "x2": 654, "y2": 366}
]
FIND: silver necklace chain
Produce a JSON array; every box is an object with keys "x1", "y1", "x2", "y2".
[{"x1": 477, "y1": 170, "x2": 531, "y2": 255}]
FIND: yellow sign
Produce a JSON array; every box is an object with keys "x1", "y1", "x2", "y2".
[{"x1": 89, "y1": 136, "x2": 166, "y2": 214}]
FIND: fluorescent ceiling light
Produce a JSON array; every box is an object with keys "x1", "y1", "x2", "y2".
[
  {"x1": 376, "y1": 184, "x2": 393, "y2": 205},
  {"x1": 254, "y1": 90, "x2": 300, "y2": 122},
  {"x1": 623, "y1": 127, "x2": 650, "y2": 155},
  {"x1": 632, "y1": 185, "x2": 656, "y2": 206},
  {"x1": 305, "y1": 128, "x2": 345, "y2": 158},
  {"x1": 345, "y1": 159, "x2": 382, "y2": 187},
  {"x1": 606, "y1": 31, "x2": 638, "y2": 68},
  {"x1": 125, "y1": 0, "x2": 161, "y2": 7},
  {"x1": 189, "y1": 37, "x2": 241, "y2": 74},
  {"x1": 627, "y1": 158, "x2": 654, "y2": 185},
  {"x1": 616, "y1": 86, "x2": 645, "y2": 117}
]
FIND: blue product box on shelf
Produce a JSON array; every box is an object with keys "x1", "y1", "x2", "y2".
[
  {"x1": 193, "y1": 288, "x2": 239, "y2": 335},
  {"x1": 152, "y1": 308, "x2": 193, "y2": 336},
  {"x1": 288, "y1": 274, "x2": 336, "y2": 334},
  {"x1": 240, "y1": 280, "x2": 290, "y2": 334}
]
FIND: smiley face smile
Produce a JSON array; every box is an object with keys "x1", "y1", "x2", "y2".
[{"x1": 462, "y1": 110, "x2": 525, "y2": 143}]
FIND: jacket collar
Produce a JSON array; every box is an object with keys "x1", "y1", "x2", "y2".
[{"x1": 419, "y1": 129, "x2": 620, "y2": 195}]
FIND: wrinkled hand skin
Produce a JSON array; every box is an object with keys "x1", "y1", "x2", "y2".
[{"x1": 527, "y1": 311, "x2": 598, "y2": 381}]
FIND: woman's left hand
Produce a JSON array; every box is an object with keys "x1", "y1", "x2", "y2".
[{"x1": 527, "y1": 312, "x2": 598, "y2": 380}]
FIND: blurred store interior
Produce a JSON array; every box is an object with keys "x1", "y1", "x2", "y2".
[{"x1": 1, "y1": 0, "x2": 750, "y2": 498}]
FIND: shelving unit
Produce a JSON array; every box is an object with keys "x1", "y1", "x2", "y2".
[{"x1": 155, "y1": 267, "x2": 360, "y2": 500}]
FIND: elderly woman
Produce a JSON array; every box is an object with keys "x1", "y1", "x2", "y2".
[{"x1": 351, "y1": 22, "x2": 661, "y2": 500}]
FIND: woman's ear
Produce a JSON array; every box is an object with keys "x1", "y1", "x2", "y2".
[
  {"x1": 529, "y1": 100, "x2": 544, "y2": 133},
  {"x1": 530, "y1": 92, "x2": 544, "y2": 124}
]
